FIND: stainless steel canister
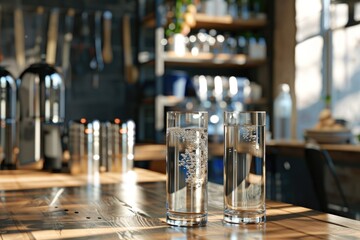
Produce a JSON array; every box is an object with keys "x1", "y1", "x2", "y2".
[
  {"x1": 0, "y1": 67, "x2": 17, "y2": 169},
  {"x1": 68, "y1": 119, "x2": 87, "y2": 175},
  {"x1": 68, "y1": 119, "x2": 135, "y2": 175},
  {"x1": 18, "y1": 63, "x2": 65, "y2": 171}
]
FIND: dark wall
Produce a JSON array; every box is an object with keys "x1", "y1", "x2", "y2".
[{"x1": 0, "y1": 0, "x2": 139, "y2": 123}]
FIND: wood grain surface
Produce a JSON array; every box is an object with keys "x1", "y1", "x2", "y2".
[{"x1": 0, "y1": 169, "x2": 359, "y2": 239}]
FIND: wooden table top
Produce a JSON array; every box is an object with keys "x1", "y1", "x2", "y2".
[{"x1": 1, "y1": 169, "x2": 360, "y2": 239}]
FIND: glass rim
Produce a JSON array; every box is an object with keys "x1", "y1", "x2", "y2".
[
  {"x1": 167, "y1": 111, "x2": 208, "y2": 115},
  {"x1": 224, "y1": 111, "x2": 266, "y2": 126},
  {"x1": 224, "y1": 111, "x2": 266, "y2": 115}
]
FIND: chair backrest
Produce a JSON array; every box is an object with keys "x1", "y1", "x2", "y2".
[{"x1": 304, "y1": 143, "x2": 349, "y2": 213}]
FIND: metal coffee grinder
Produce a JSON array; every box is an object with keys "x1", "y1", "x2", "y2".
[{"x1": 18, "y1": 63, "x2": 65, "y2": 172}]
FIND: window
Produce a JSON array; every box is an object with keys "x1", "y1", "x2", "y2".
[{"x1": 295, "y1": 0, "x2": 360, "y2": 139}]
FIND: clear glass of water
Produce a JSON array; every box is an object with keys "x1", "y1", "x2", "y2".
[
  {"x1": 223, "y1": 111, "x2": 266, "y2": 224},
  {"x1": 166, "y1": 111, "x2": 208, "y2": 227}
]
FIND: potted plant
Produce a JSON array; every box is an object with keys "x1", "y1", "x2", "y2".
[{"x1": 166, "y1": 0, "x2": 197, "y2": 56}]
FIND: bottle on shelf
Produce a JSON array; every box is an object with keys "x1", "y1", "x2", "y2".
[
  {"x1": 248, "y1": 34, "x2": 267, "y2": 59},
  {"x1": 228, "y1": 0, "x2": 238, "y2": 18},
  {"x1": 239, "y1": 0, "x2": 250, "y2": 20},
  {"x1": 273, "y1": 83, "x2": 292, "y2": 140}
]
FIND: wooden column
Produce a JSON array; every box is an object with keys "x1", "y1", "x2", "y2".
[{"x1": 273, "y1": 0, "x2": 297, "y2": 138}]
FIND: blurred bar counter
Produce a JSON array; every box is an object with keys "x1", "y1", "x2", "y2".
[
  {"x1": 134, "y1": 141, "x2": 360, "y2": 165},
  {"x1": 134, "y1": 141, "x2": 360, "y2": 210}
]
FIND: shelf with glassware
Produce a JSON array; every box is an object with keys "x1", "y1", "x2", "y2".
[
  {"x1": 142, "y1": 12, "x2": 267, "y2": 30},
  {"x1": 137, "y1": 0, "x2": 272, "y2": 142},
  {"x1": 139, "y1": 51, "x2": 267, "y2": 68},
  {"x1": 140, "y1": 10, "x2": 268, "y2": 68}
]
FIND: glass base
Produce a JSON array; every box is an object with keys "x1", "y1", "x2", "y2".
[
  {"x1": 166, "y1": 212, "x2": 207, "y2": 227},
  {"x1": 224, "y1": 211, "x2": 266, "y2": 224}
]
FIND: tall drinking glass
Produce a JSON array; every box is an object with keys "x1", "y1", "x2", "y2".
[
  {"x1": 166, "y1": 111, "x2": 208, "y2": 227},
  {"x1": 223, "y1": 111, "x2": 266, "y2": 224}
]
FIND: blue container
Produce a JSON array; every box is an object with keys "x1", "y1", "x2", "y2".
[{"x1": 163, "y1": 71, "x2": 189, "y2": 98}]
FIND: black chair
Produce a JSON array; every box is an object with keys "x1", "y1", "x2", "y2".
[{"x1": 304, "y1": 143, "x2": 357, "y2": 219}]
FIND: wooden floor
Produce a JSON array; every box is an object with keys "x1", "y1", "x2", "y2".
[{"x1": 0, "y1": 169, "x2": 360, "y2": 239}]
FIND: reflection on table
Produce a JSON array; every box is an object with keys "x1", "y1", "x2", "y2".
[{"x1": 1, "y1": 169, "x2": 360, "y2": 239}]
